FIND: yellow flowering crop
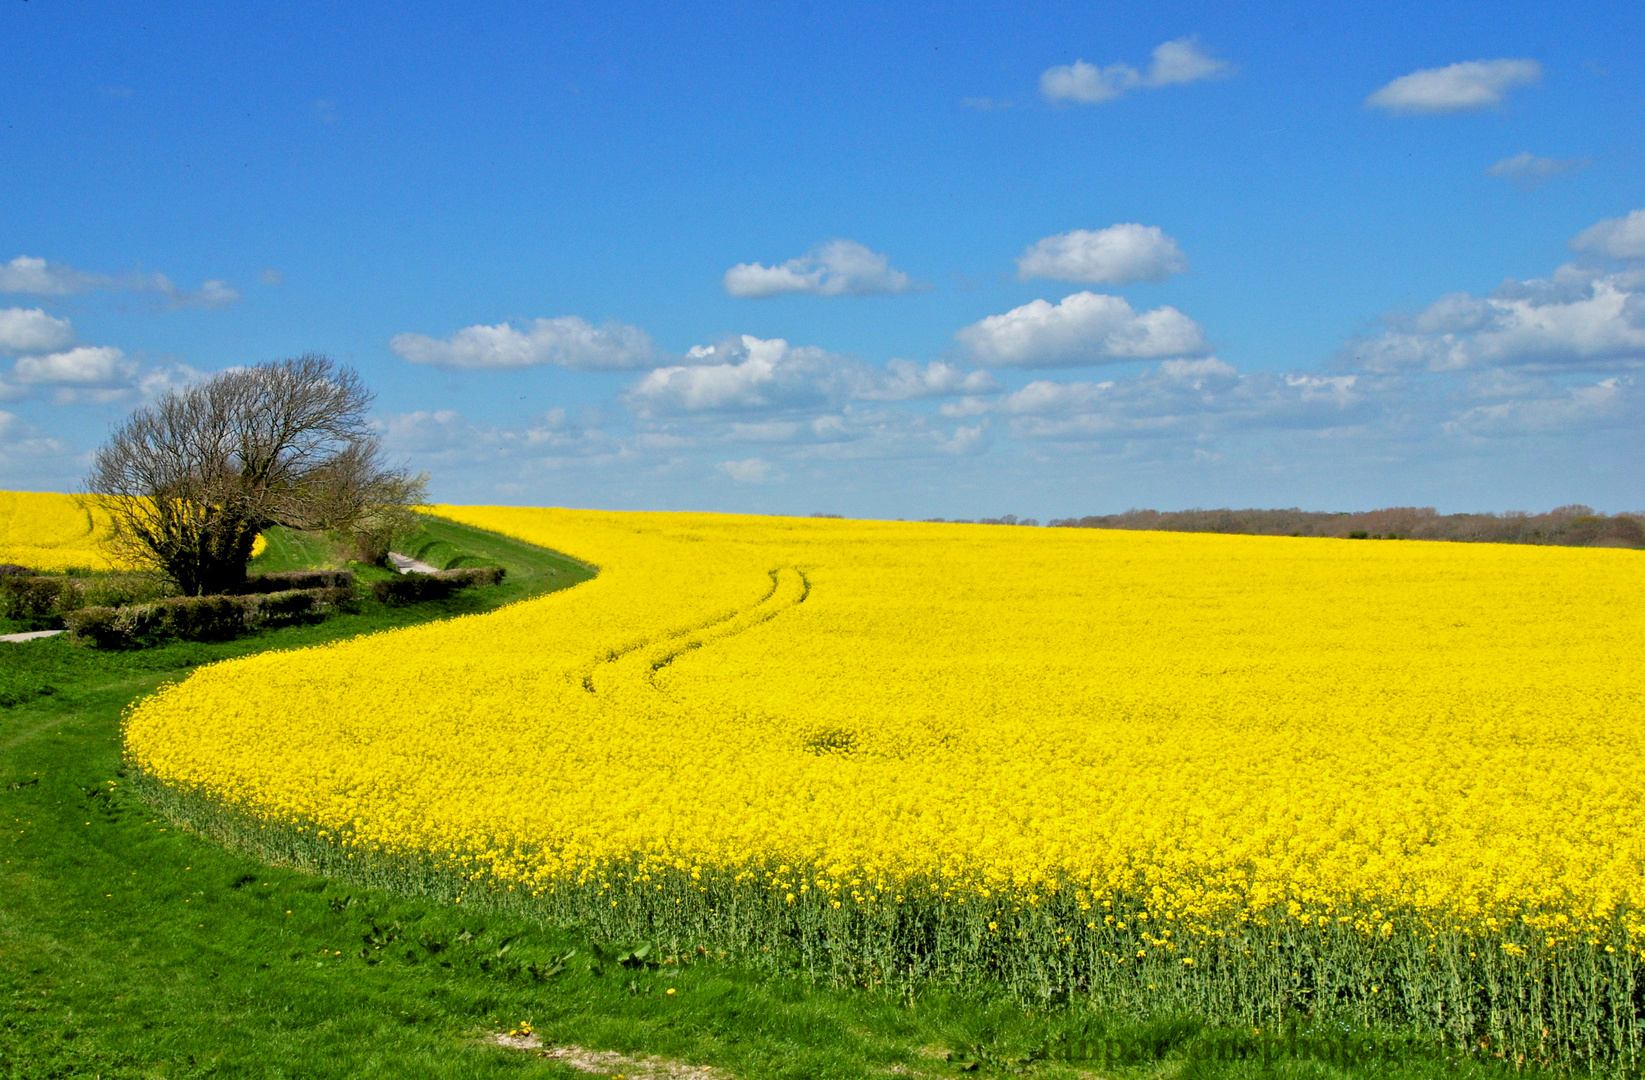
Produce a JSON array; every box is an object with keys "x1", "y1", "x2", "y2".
[
  {"x1": 0, "y1": 489, "x2": 263, "y2": 571},
  {"x1": 124, "y1": 507, "x2": 1645, "y2": 1059},
  {"x1": 0, "y1": 490, "x2": 130, "y2": 570}
]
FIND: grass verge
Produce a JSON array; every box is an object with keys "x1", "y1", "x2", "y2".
[{"x1": 1, "y1": 517, "x2": 1561, "y2": 1079}]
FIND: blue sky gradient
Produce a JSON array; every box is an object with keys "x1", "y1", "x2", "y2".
[{"x1": 3, "y1": 1, "x2": 1642, "y2": 517}]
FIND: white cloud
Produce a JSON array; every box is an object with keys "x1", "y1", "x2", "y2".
[
  {"x1": 1571, "y1": 208, "x2": 1645, "y2": 260},
  {"x1": 718, "y1": 457, "x2": 779, "y2": 483},
  {"x1": 1366, "y1": 59, "x2": 1541, "y2": 115},
  {"x1": 1160, "y1": 357, "x2": 1239, "y2": 385},
  {"x1": 983, "y1": 359, "x2": 1382, "y2": 444},
  {"x1": 0, "y1": 255, "x2": 240, "y2": 310},
  {"x1": 390, "y1": 316, "x2": 659, "y2": 371},
  {"x1": 863, "y1": 359, "x2": 998, "y2": 401},
  {"x1": 377, "y1": 407, "x2": 628, "y2": 472},
  {"x1": 935, "y1": 424, "x2": 987, "y2": 455},
  {"x1": 11, "y1": 345, "x2": 132, "y2": 386},
  {"x1": 1040, "y1": 37, "x2": 1233, "y2": 105},
  {"x1": 626, "y1": 336, "x2": 997, "y2": 417},
  {"x1": 1016, "y1": 224, "x2": 1188, "y2": 285},
  {"x1": 1445, "y1": 376, "x2": 1633, "y2": 437},
  {"x1": 724, "y1": 239, "x2": 922, "y2": 298},
  {"x1": 626, "y1": 336, "x2": 854, "y2": 415},
  {"x1": 1, "y1": 345, "x2": 148, "y2": 405},
  {"x1": 1348, "y1": 263, "x2": 1645, "y2": 373},
  {"x1": 0, "y1": 308, "x2": 75, "y2": 354},
  {"x1": 1040, "y1": 61, "x2": 1137, "y2": 105},
  {"x1": 0, "y1": 341, "x2": 202, "y2": 406},
  {"x1": 0, "y1": 256, "x2": 104, "y2": 295},
  {"x1": 955, "y1": 291, "x2": 1207, "y2": 367},
  {"x1": 1486, "y1": 152, "x2": 1590, "y2": 189},
  {"x1": 259, "y1": 268, "x2": 284, "y2": 286},
  {"x1": 1146, "y1": 37, "x2": 1236, "y2": 86},
  {"x1": 158, "y1": 277, "x2": 241, "y2": 311},
  {"x1": 0, "y1": 410, "x2": 68, "y2": 460}
]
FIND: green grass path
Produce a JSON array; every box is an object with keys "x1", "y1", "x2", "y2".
[{"x1": 0, "y1": 518, "x2": 1528, "y2": 1080}]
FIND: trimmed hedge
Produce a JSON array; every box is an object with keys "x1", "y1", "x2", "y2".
[
  {"x1": 369, "y1": 566, "x2": 505, "y2": 604},
  {"x1": 0, "y1": 572, "x2": 177, "y2": 624},
  {"x1": 239, "y1": 569, "x2": 355, "y2": 593},
  {"x1": 63, "y1": 586, "x2": 359, "y2": 648},
  {"x1": 0, "y1": 575, "x2": 66, "y2": 621}
]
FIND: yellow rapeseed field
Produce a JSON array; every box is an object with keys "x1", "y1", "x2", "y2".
[
  {"x1": 124, "y1": 508, "x2": 1645, "y2": 1059},
  {"x1": 0, "y1": 489, "x2": 264, "y2": 571},
  {"x1": 0, "y1": 490, "x2": 130, "y2": 570}
]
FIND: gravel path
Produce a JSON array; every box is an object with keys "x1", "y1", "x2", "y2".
[
  {"x1": 1, "y1": 629, "x2": 65, "y2": 643},
  {"x1": 387, "y1": 552, "x2": 440, "y2": 574}
]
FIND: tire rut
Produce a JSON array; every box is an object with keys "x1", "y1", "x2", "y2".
[{"x1": 579, "y1": 567, "x2": 809, "y2": 695}]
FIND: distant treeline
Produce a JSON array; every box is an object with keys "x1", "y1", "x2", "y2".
[{"x1": 1045, "y1": 505, "x2": 1645, "y2": 548}]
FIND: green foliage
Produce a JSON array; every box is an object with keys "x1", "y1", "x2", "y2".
[
  {"x1": 62, "y1": 587, "x2": 360, "y2": 647},
  {"x1": 75, "y1": 571, "x2": 177, "y2": 609},
  {"x1": 0, "y1": 570, "x2": 179, "y2": 631},
  {"x1": 239, "y1": 568, "x2": 355, "y2": 593},
  {"x1": 247, "y1": 526, "x2": 345, "y2": 574},
  {"x1": 369, "y1": 567, "x2": 505, "y2": 605}
]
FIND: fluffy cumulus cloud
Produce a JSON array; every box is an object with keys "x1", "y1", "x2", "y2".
[
  {"x1": 0, "y1": 319, "x2": 200, "y2": 405},
  {"x1": 0, "y1": 308, "x2": 75, "y2": 354},
  {"x1": 723, "y1": 240, "x2": 922, "y2": 298},
  {"x1": 390, "y1": 316, "x2": 659, "y2": 371},
  {"x1": 10, "y1": 345, "x2": 132, "y2": 386},
  {"x1": 955, "y1": 292, "x2": 1206, "y2": 367},
  {"x1": 0, "y1": 255, "x2": 239, "y2": 310},
  {"x1": 626, "y1": 337, "x2": 851, "y2": 415},
  {"x1": 1486, "y1": 153, "x2": 1590, "y2": 189},
  {"x1": 0, "y1": 345, "x2": 145, "y2": 405},
  {"x1": 1334, "y1": 208, "x2": 1645, "y2": 374},
  {"x1": 1040, "y1": 37, "x2": 1233, "y2": 105},
  {"x1": 1365, "y1": 59, "x2": 1541, "y2": 115},
  {"x1": 1347, "y1": 268, "x2": 1645, "y2": 374},
  {"x1": 864, "y1": 359, "x2": 998, "y2": 401},
  {"x1": 1571, "y1": 209, "x2": 1645, "y2": 261},
  {"x1": 626, "y1": 336, "x2": 996, "y2": 417},
  {"x1": 1016, "y1": 224, "x2": 1188, "y2": 285}
]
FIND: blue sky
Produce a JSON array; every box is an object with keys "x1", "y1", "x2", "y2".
[{"x1": 3, "y1": 1, "x2": 1643, "y2": 517}]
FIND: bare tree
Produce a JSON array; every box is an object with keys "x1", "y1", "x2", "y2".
[{"x1": 88, "y1": 354, "x2": 426, "y2": 595}]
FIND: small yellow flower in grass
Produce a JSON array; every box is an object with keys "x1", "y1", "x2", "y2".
[{"x1": 666, "y1": 988, "x2": 676, "y2": 995}]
